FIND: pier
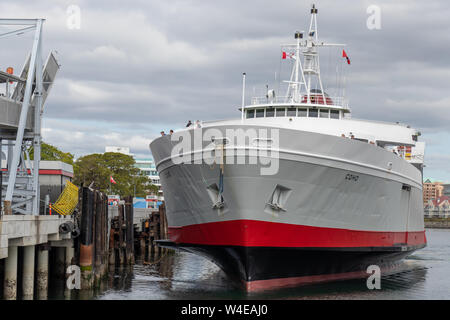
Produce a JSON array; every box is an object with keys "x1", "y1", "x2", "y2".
[
  {"x1": 0, "y1": 214, "x2": 73, "y2": 299},
  {"x1": 0, "y1": 188, "x2": 170, "y2": 299}
]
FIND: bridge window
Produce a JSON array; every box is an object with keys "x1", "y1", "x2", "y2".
[
  {"x1": 276, "y1": 108, "x2": 286, "y2": 117},
  {"x1": 246, "y1": 109, "x2": 255, "y2": 118},
  {"x1": 309, "y1": 108, "x2": 318, "y2": 117},
  {"x1": 255, "y1": 109, "x2": 265, "y2": 118},
  {"x1": 330, "y1": 110, "x2": 339, "y2": 119},
  {"x1": 287, "y1": 107, "x2": 296, "y2": 116},
  {"x1": 298, "y1": 108, "x2": 307, "y2": 117},
  {"x1": 266, "y1": 108, "x2": 275, "y2": 117},
  {"x1": 319, "y1": 109, "x2": 329, "y2": 118}
]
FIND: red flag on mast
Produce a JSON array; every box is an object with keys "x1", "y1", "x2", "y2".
[
  {"x1": 282, "y1": 51, "x2": 294, "y2": 59},
  {"x1": 110, "y1": 176, "x2": 117, "y2": 184},
  {"x1": 342, "y1": 50, "x2": 350, "y2": 65}
]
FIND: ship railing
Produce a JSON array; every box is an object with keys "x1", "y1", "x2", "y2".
[
  {"x1": 349, "y1": 117, "x2": 413, "y2": 128},
  {"x1": 250, "y1": 95, "x2": 349, "y2": 109}
]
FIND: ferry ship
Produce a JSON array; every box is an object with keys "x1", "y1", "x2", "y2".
[{"x1": 150, "y1": 5, "x2": 427, "y2": 292}]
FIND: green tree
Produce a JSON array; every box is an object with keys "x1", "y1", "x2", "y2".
[
  {"x1": 73, "y1": 152, "x2": 153, "y2": 197},
  {"x1": 72, "y1": 153, "x2": 111, "y2": 191},
  {"x1": 147, "y1": 184, "x2": 159, "y2": 195},
  {"x1": 29, "y1": 142, "x2": 74, "y2": 165}
]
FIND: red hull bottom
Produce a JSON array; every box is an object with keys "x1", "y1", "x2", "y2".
[
  {"x1": 168, "y1": 220, "x2": 427, "y2": 248},
  {"x1": 158, "y1": 220, "x2": 426, "y2": 292}
]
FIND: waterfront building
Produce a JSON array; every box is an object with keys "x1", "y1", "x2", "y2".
[
  {"x1": 133, "y1": 195, "x2": 164, "y2": 209},
  {"x1": 134, "y1": 158, "x2": 164, "y2": 199},
  {"x1": 1, "y1": 159, "x2": 73, "y2": 214},
  {"x1": 424, "y1": 196, "x2": 450, "y2": 218},
  {"x1": 105, "y1": 146, "x2": 133, "y2": 156},
  {"x1": 38, "y1": 161, "x2": 74, "y2": 208},
  {"x1": 443, "y1": 184, "x2": 450, "y2": 197},
  {"x1": 423, "y1": 179, "x2": 444, "y2": 207}
]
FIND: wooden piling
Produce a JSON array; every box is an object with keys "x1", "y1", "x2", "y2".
[
  {"x1": 133, "y1": 202, "x2": 172, "y2": 262},
  {"x1": 92, "y1": 197, "x2": 172, "y2": 269},
  {"x1": 75, "y1": 187, "x2": 113, "y2": 289},
  {"x1": 147, "y1": 235, "x2": 153, "y2": 259},
  {"x1": 118, "y1": 205, "x2": 125, "y2": 265},
  {"x1": 124, "y1": 196, "x2": 134, "y2": 265},
  {"x1": 159, "y1": 203, "x2": 168, "y2": 253},
  {"x1": 79, "y1": 187, "x2": 94, "y2": 289},
  {"x1": 94, "y1": 191, "x2": 102, "y2": 282},
  {"x1": 101, "y1": 194, "x2": 108, "y2": 276},
  {"x1": 54, "y1": 247, "x2": 66, "y2": 280},
  {"x1": 108, "y1": 221, "x2": 116, "y2": 266},
  {"x1": 139, "y1": 238, "x2": 145, "y2": 261}
]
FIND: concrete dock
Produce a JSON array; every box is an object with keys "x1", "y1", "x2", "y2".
[
  {"x1": 0, "y1": 189, "x2": 169, "y2": 300},
  {"x1": 0, "y1": 215, "x2": 73, "y2": 300}
]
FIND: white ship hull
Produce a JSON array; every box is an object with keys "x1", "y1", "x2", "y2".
[{"x1": 150, "y1": 124, "x2": 426, "y2": 291}]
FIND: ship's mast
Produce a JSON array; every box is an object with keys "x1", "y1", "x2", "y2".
[
  {"x1": 284, "y1": 31, "x2": 307, "y2": 103},
  {"x1": 304, "y1": 4, "x2": 326, "y2": 104},
  {"x1": 284, "y1": 4, "x2": 343, "y2": 104}
]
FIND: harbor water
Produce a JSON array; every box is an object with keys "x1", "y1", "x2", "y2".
[{"x1": 49, "y1": 228, "x2": 450, "y2": 300}]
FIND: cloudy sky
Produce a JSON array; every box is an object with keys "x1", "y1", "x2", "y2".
[{"x1": 1, "y1": 0, "x2": 449, "y2": 181}]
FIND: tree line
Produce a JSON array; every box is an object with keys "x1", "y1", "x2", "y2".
[{"x1": 30, "y1": 142, "x2": 157, "y2": 197}]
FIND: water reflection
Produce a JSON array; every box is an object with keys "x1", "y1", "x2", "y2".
[
  {"x1": 264, "y1": 262, "x2": 429, "y2": 300},
  {"x1": 97, "y1": 249, "x2": 432, "y2": 300},
  {"x1": 107, "y1": 265, "x2": 134, "y2": 292},
  {"x1": 46, "y1": 229, "x2": 449, "y2": 300}
]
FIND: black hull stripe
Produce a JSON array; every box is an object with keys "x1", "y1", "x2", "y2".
[{"x1": 157, "y1": 240, "x2": 421, "y2": 288}]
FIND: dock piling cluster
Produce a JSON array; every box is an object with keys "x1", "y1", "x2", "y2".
[
  {"x1": 137, "y1": 203, "x2": 169, "y2": 262},
  {"x1": 1, "y1": 187, "x2": 171, "y2": 299},
  {"x1": 108, "y1": 196, "x2": 135, "y2": 267},
  {"x1": 78, "y1": 187, "x2": 109, "y2": 289}
]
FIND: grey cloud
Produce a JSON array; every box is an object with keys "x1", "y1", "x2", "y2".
[{"x1": 1, "y1": 0, "x2": 450, "y2": 175}]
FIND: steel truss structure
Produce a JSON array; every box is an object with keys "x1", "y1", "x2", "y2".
[{"x1": 0, "y1": 19, "x2": 59, "y2": 215}]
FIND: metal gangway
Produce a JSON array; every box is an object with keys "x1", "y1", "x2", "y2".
[{"x1": 0, "y1": 19, "x2": 59, "y2": 215}]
